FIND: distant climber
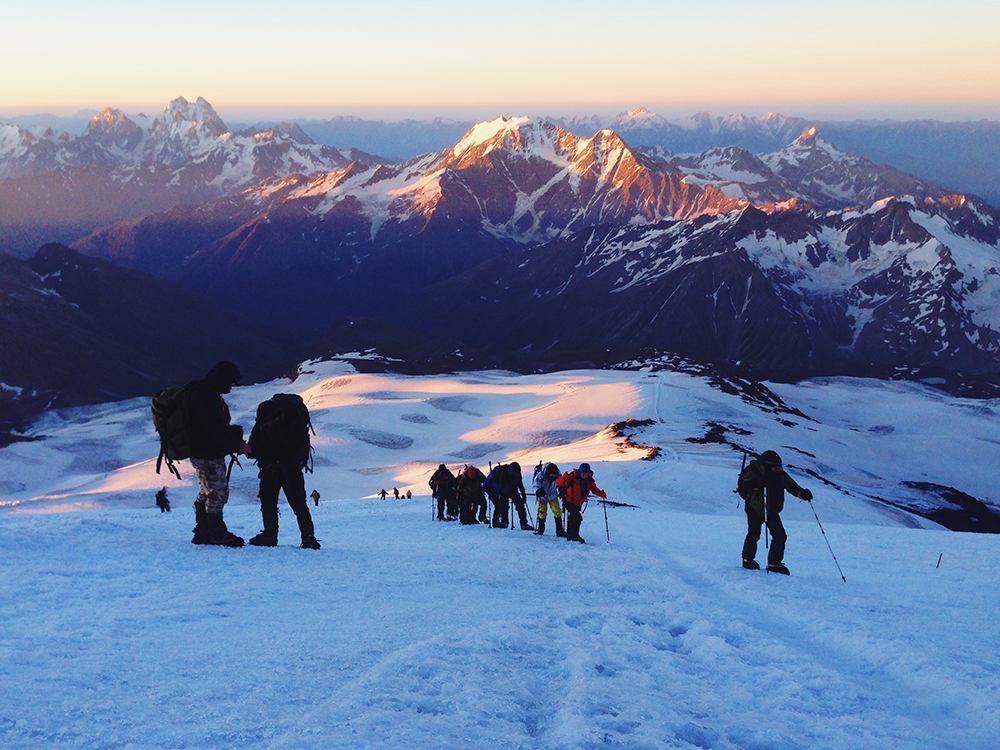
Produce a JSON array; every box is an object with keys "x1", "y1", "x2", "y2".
[
  {"x1": 155, "y1": 486, "x2": 170, "y2": 513},
  {"x1": 429, "y1": 464, "x2": 459, "y2": 520},
  {"x1": 556, "y1": 463, "x2": 607, "y2": 544},
  {"x1": 484, "y1": 462, "x2": 530, "y2": 530},
  {"x1": 532, "y1": 462, "x2": 565, "y2": 537},
  {"x1": 457, "y1": 465, "x2": 488, "y2": 525}
]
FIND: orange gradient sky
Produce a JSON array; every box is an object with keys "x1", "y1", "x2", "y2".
[{"x1": 2, "y1": 0, "x2": 998, "y2": 121}]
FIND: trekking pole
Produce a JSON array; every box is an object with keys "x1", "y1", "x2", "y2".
[
  {"x1": 809, "y1": 501, "x2": 847, "y2": 583},
  {"x1": 602, "y1": 498, "x2": 610, "y2": 544},
  {"x1": 763, "y1": 496, "x2": 769, "y2": 575}
]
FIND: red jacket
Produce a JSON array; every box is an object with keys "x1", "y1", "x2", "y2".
[{"x1": 556, "y1": 470, "x2": 606, "y2": 507}]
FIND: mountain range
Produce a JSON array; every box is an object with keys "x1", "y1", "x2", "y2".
[
  {"x1": 251, "y1": 108, "x2": 1000, "y2": 207},
  {"x1": 63, "y1": 111, "x2": 1000, "y2": 386},
  {"x1": 4, "y1": 97, "x2": 1000, "y2": 420},
  {"x1": 71, "y1": 116, "x2": 750, "y2": 329},
  {"x1": 0, "y1": 97, "x2": 359, "y2": 257}
]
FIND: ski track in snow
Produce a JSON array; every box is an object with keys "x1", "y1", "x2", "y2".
[{"x1": 1, "y1": 363, "x2": 998, "y2": 749}]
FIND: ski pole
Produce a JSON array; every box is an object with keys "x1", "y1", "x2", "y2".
[
  {"x1": 602, "y1": 498, "x2": 610, "y2": 544},
  {"x1": 809, "y1": 501, "x2": 846, "y2": 583},
  {"x1": 764, "y1": 497, "x2": 769, "y2": 552},
  {"x1": 763, "y1": 496, "x2": 769, "y2": 574}
]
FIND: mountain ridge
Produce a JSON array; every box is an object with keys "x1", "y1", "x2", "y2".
[{"x1": 0, "y1": 244, "x2": 302, "y2": 436}]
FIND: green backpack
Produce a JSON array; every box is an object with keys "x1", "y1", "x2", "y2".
[{"x1": 151, "y1": 383, "x2": 195, "y2": 479}]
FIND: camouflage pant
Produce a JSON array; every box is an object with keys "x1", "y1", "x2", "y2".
[{"x1": 190, "y1": 457, "x2": 230, "y2": 513}]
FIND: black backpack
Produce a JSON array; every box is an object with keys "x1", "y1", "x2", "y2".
[
  {"x1": 250, "y1": 393, "x2": 314, "y2": 471},
  {"x1": 735, "y1": 452, "x2": 757, "y2": 501},
  {"x1": 152, "y1": 383, "x2": 195, "y2": 479}
]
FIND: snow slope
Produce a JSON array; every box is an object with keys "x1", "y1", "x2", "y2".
[{"x1": 1, "y1": 363, "x2": 998, "y2": 749}]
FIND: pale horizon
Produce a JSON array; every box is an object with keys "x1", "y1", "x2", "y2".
[
  {"x1": 4, "y1": 98, "x2": 1000, "y2": 127},
  {"x1": 3, "y1": 0, "x2": 998, "y2": 125}
]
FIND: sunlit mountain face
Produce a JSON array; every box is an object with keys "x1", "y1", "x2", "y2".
[{"x1": 3, "y1": 99, "x2": 1000, "y2": 427}]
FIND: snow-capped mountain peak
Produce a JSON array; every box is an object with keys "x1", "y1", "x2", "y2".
[
  {"x1": 144, "y1": 96, "x2": 229, "y2": 165},
  {"x1": 613, "y1": 107, "x2": 672, "y2": 130},
  {"x1": 622, "y1": 107, "x2": 655, "y2": 119},
  {"x1": 158, "y1": 96, "x2": 227, "y2": 133},
  {"x1": 762, "y1": 127, "x2": 846, "y2": 171},
  {"x1": 448, "y1": 116, "x2": 555, "y2": 162},
  {"x1": 83, "y1": 108, "x2": 147, "y2": 158}
]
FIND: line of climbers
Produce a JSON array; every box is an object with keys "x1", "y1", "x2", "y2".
[
  {"x1": 428, "y1": 460, "x2": 607, "y2": 544},
  {"x1": 153, "y1": 362, "x2": 815, "y2": 572}
]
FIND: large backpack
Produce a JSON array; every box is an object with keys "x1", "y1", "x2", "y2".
[
  {"x1": 250, "y1": 393, "x2": 314, "y2": 471},
  {"x1": 735, "y1": 452, "x2": 755, "y2": 501},
  {"x1": 483, "y1": 464, "x2": 506, "y2": 496},
  {"x1": 532, "y1": 462, "x2": 544, "y2": 488},
  {"x1": 151, "y1": 383, "x2": 195, "y2": 479}
]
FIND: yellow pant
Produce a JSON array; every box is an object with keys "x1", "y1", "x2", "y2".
[{"x1": 537, "y1": 497, "x2": 562, "y2": 520}]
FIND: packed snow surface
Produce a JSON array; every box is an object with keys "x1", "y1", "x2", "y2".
[{"x1": 1, "y1": 363, "x2": 998, "y2": 749}]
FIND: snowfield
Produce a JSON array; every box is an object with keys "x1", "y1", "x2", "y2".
[{"x1": 1, "y1": 362, "x2": 998, "y2": 749}]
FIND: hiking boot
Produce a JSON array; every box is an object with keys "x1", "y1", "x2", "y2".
[
  {"x1": 192, "y1": 502, "x2": 211, "y2": 545},
  {"x1": 520, "y1": 521, "x2": 534, "y2": 531},
  {"x1": 567, "y1": 534, "x2": 586, "y2": 544},
  {"x1": 742, "y1": 559, "x2": 760, "y2": 570},
  {"x1": 555, "y1": 517, "x2": 566, "y2": 537},
  {"x1": 248, "y1": 532, "x2": 278, "y2": 547},
  {"x1": 534, "y1": 517, "x2": 546, "y2": 535},
  {"x1": 766, "y1": 562, "x2": 790, "y2": 575},
  {"x1": 205, "y1": 513, "x2": 244, "y2": 548},
  {"x1": 301, "y1": 535, "x2": 321, "y2": 550}
]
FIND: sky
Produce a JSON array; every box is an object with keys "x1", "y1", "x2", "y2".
[{"x1": 2, "y1": 0, "x2": 999, "y2": 122}]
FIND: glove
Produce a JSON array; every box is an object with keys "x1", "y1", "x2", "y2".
[
  {"x1": 535, "y1": 488, "x2": 545, "y2": 498},
  {"x1": 800, "y1": 488, "x2": 813, "y2": 502}
]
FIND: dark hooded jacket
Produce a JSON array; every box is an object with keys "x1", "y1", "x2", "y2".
[
  {"x1": 483, "y1": 463, "x2": 526, "y2": 502},
  {"x1": 429, "y1": 465, "x2": 457, "y2": 497},
  {"x1": 457, "y1": 466, "x2": 486, "y2": 500},
  {"x1": 738, "y1": 457, "x2": 805, "y2": 517},
  {"x1": 188, "y1": 361, "x2": 243, "y2": 460}
]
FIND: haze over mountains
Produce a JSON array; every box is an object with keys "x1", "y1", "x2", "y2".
[{"x1": 3, "y1": 96, "x2": 1000, "y2": 426}]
